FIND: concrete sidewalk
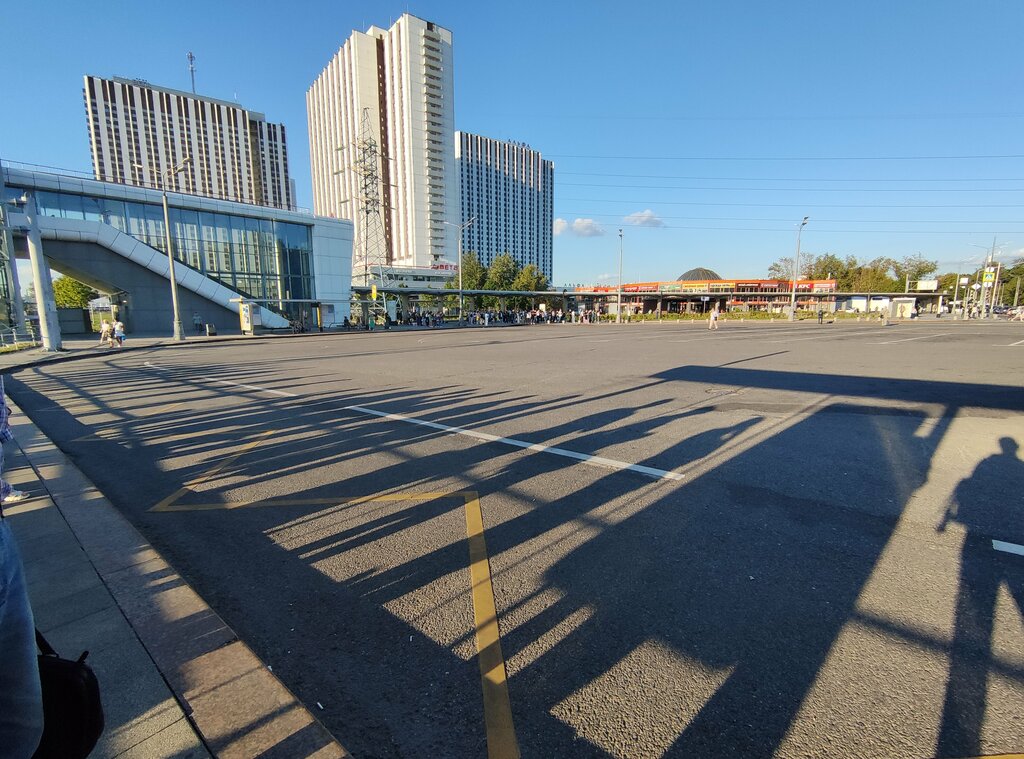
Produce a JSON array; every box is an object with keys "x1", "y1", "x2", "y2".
[{"x1": 3, "y1": 349, "x2": 349, "y2": 756}]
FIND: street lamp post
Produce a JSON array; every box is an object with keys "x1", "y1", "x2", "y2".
[
  {"x1": 952, "y1": 268, "x2": 962, "y2": 318},
  {"x1": 445, "y1": 216, "x2": 475, "y2": 324},
  {"x1": 788, "y1": 216, "x2": 809, "y2": 322},
  {"x1": 616, "y1": 228, "x2": 623, "y2": 324},
  {"x1": 158, "y1": 158, "x2": 192, "y2": 341}
]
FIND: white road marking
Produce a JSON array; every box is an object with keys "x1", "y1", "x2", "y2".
[
  {"x1": 993, "y1": 540, "x2": 1024, "y2": 556},
  {"x1": 143, "y1": 361, "x2": 682, "y2": 481},
  {"x1": 209, "y1": 379, "x2": 297, "y2": 397},
  {"x1": 344, "y1": 404, "x2": 685, "y2": 481},
  {"x1": 874, "y1": 333, "x2": 951, "y2": 345},
  {"x1": 1003, "y1": 339, "x2": 1024, "y2": 347}
]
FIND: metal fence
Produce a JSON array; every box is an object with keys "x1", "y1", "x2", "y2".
[{"x1": 0, "y1": 324, "x2": 39, "y2": 349}]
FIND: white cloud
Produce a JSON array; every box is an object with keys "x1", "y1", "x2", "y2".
[
  {"x1": 553, "y1": 218, "x2": 569, "y2": 236},
  {"x1": 624, "y1": 209, "x2": 665, "y2": 227},
  {"x1": 595, "y1": 272, "x2": 616, "y2": 282},
  {"x1": 572, "y1": 218, "x2": 606, "y2": 237}
]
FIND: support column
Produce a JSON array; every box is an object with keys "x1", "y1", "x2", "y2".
[{"x1": 24, "y1": 194, "x2": 61, "y2": 350}]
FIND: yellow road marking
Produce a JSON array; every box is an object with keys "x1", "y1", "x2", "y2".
[
  {"x1": 464, "y1": 492, "x2": 520, "y2": 759},
  {"x1": 151, "y1": 487, "x2": 520, "y2": 756},
  {"x1": 151, "y1": 431, "x2": 274, "y2": 512},
  {"x1": 133, "y1": 400, "x2": 186, "y2": 419}
]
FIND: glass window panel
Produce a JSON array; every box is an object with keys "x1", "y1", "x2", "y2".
[
  {"x1": 229, "y1": 215, "x2": 247, "y2": 268},
  {"x1": 35, "y1": 191, "x2": 64, "y2": 218},
  {"x1": 171, "y1": 209, "x2": 202, "y2": 271},
  {"x1": 82, "y1": 196, "x2": 103, "y2": 222},
  {"x1": 1, "y1": 186, "x2": 21, "y2": 205},
  {"x1": 81, "y1": 193, "x2": 102, "y2": 220},
  {"x1": 58, "y1": 193, "x2": 85, "y2": 220},
  {"x1": 144, "y1": 204, "x2": 165, "y2": 252},
  {"x1": 233, "y1": 275, "x2": 257, "y2": 299},
  {"x1": 199, "y1": 212, "x2": 220, "y2": 272},
  {"x1": 100, "y1": 199, "x2": 126, "y2": 230},
  {"x1": 125, "y1": 202, "x2": 147, "y2": 242}
]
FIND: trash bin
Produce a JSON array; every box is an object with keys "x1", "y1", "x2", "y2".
[{"x1": 205, "y1": 324, "x2": 217, "y2": 336}]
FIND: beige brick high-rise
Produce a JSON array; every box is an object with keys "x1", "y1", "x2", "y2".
[{"x1": 83, "y1": 75, "x2": 294, "y2": 210}]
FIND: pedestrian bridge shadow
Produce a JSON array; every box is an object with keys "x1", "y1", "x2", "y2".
[
  {"x1": 504, "y1": 395, "x2": 947, "y2": 757},
  {"x1": 10, "y1": 358, "x2": 1023, "y2": 757}
]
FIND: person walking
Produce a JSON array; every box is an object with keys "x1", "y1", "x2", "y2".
[
  {"x1": 708, "y1": 305, "x2": 720, "y2": 330},
  {"x1": 98, "y1": 319, "x2": 113, "y2": 348},
  {"x1": 192, "y1": 312, "x2": 203, "y2": 335},
  {"x1": 0, "y1": 376, "x2": 43, "y2": 758},
  {"x1": 113, "y1": 319, "x2": 126, "y2": 348}
]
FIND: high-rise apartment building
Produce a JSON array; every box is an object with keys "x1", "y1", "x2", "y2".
[
  {"x1": 84, "y1": 75, "x2": 294, "y2": 210},
  {"x1": 456, "y1": 132, "x2": 554, "y2": 281},
  {"x1": 306, "y1": 14, "x2": 458, "y2": 273}
]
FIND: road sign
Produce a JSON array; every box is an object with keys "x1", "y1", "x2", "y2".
[
  {"x1": 371, "y1": 284, "x2": 378, "y2": 300},
  {"x1": 971, "y1": 283, "x2": 982, "y2": 290},
  {"x1": 700, "y1": 296, "x2": 710, "y2": 302},
  {"x1": 959, "y1": 277, "x2": 970, "y2": 285},
  {"x1": 983, "y1": 271, "x2": 996, "y2": 283}
]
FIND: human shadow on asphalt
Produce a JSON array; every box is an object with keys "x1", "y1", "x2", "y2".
[{"x1": 936, "y1": 436, "x2": 1024, "y2": 759}]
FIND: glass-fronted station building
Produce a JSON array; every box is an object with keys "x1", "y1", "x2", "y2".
[{"x1": 0, "y1": 163, "x2": 352, "y2": 333}]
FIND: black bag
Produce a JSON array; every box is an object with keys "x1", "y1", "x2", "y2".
[{"x1": 33, "y1": 629, "x2": 104, "y2": 759}]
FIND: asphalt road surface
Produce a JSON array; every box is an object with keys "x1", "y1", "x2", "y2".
[{"x1": 9, "y1": 320, "x2": 1024, "y2": 759}]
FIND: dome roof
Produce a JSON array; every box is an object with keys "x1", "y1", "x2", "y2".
[{"x1": 677, "y1": 267, "x2": 722, "y2": 281}]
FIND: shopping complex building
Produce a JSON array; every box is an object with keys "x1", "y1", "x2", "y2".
[
  {"x1": 574, "y1": 267, "x2": 945, "y2": 316},
  {"x1": 0, "y1": 162, "x2": 352, "y2": 335}
]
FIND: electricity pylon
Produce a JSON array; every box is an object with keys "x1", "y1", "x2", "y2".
[{"x1": 348, "y1": 108, "x2": 392, "y2": 322}]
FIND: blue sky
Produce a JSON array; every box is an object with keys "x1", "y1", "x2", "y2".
[{"x1": 3, "y1": 0, "x2": 1023, "y2": 286}]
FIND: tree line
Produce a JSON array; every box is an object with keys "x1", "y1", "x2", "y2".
[
  {"x1": 421, "y1": 251, "x2": 550, "y2": 310},
  {"x1": 768, "y1": 252, "x2": 1024, "y2": 302}
]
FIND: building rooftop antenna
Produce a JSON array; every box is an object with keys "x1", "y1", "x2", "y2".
[{"x1": 187, "y1": 51, "x2": 196, "y2": 94}]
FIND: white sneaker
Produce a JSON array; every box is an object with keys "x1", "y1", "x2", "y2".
[{"x1": 4, "y1": 489, "x2": 30, "y2": 503}]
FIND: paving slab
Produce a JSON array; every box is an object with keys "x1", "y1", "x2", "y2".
[{"x1": 4, "y1": 396, "x2": 349, "y2": 758}]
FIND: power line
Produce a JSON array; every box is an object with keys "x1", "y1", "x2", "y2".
[
  {"x1": 559, "y1": 223, "x2": 1024, "y2": 234},
  {"x1": 559, "y1": 212, "x2": 1024, "y2": 224},
  {"x1": 549, "y1": 153, "x2": 1024, "y2": 161},
  {"x1": 494, "y1": 111, "x2": 1024, "y2": 123},
  {"x1": 559, "y1": 181, "x2": 1024, "y2": 192},
  {"x1": 559, "y1": 171, "x2": 1024, "y2": 183},
  {"x1": 558, "y1": 196, "x2": 1024, "y2": 209}
]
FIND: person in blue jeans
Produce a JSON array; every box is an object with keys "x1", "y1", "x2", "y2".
[{"x1": 0, "y1": 375, "x2": 43, "y2": 758}]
